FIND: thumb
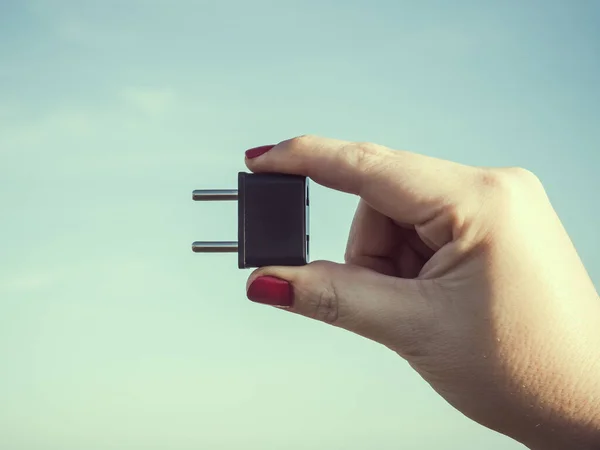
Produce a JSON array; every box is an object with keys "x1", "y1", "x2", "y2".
[{"x1": 246, "y1": 260, "x2": 434, "y2": 349}]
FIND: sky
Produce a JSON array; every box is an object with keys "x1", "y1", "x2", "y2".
[{"x1": 1, "y1": 1, "x2": 599, "y2": 449}]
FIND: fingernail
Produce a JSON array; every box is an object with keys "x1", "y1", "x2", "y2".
[
  {"x1": 245, "y1": 145, "x2": 275, "y2": 159},
  {"x1": 247, "y1": 276, "x2": 294, "y2": 307}
]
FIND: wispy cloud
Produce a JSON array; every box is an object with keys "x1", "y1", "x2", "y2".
[
  {"x1": 0, "y1": 86, "x2": 176, "y2": 151},
  {"x1": 120, "y1": 87, "x2": 177, "y2": 117},
  {"x1": 0, "y1": 271, "x2": 61, "y2": 294},
  {"x1": 0, "y1": 109, "x2": 95, "y2": 150},
  {"x1": 0, "y1": 258, "x2": 155, "y2": 296}
]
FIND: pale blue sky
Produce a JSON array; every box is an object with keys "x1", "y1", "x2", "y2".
[{"x1": 1, "y1": 1, "x2": 599, "y2": 449}]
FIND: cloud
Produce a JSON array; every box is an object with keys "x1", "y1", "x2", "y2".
[
  {"x1": 0, "y1": 258, "x2": 155, "y2": 296},
  {"x1": 0, "y1": 271, "x2": 61, "y2": 294},
  {"x1": 0, "y1": 109, "x2": 95, "y2": 150},
  {"x1": 0, "y1": 86, "x2": 176, "y2": 152},
  {"x1": 120, "y1": 87, "x2": 177, "y2": 117}
]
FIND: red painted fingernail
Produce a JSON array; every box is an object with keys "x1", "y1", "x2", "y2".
[
  {"x1": 247, "y1": 276, "x2": 294, "y2": 307},
  {"x1": 245, "y1": 145, "x2": 275, "y2": 159}
]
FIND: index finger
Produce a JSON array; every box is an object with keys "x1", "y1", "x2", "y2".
[{"x1": 244, "y1": 135, "x2": 475, "y2": 226}]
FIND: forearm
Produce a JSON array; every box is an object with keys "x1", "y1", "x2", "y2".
[
  {"x1": 522, "y1": 364, "x2": 600, "y2": 450},
  {"x1": 524, "y1": 418, "x2": 600, "y2": 450}
]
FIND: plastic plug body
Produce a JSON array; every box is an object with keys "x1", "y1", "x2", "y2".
[{"x1": 192, "y1": 172, "x2": 309, "y2": 269}]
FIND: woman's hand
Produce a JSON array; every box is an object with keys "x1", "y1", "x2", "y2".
[{"x1": 243, "y1": 136, "x2": 600, "y2": 450}]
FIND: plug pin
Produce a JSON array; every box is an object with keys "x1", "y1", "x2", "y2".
[
  {"x1": 192, "y1": 241, "x2": 239, "y2": 253},
  {"x1": 192, "y1": 190, "x2": 238, "y2": 253},
  {"x1": 192, "y1": 190, "x2": 238, "y2": 201},
  {"x1": 191, "y1": 173, "x2": 308, "y2": 268}
]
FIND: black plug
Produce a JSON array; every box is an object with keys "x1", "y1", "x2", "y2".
[{"x1": 192, "y1": 172, "x2": 309, "y2": 268}]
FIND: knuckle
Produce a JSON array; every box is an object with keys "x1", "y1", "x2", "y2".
[
  {"x1": 474, "y1": 169, "x2": 521, "y2": 219},
  {"x1": 287, "y1": 134, "x2": 315, "y2": 149},
  {"x1": 314, "y1": 285, "x2": 339, "y2": 324},
  {"x1": 477, "y1": 167, "x2": 543, "y2": 196},
  {"x1": 302, "y1": 261, "x2": 340, "y2": 325},
  {"x1": 476, "y1": 168, "x2": 513, "y2": 192},
  {"x1": 506, "y1": 167, "x2": 544, "y2": 191},
  {"x1": 347, "y1": 142, "x2": 388, "y2": 176},
  {"x1": 474, "y1": 168, "x2": 539, "y2": 211},
  {"x1": 471, "y1": 167, "x2": 548, "y2": 232}
]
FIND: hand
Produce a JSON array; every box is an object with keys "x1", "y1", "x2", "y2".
[{"x1": 243, "y1": 136, "x2": 600, "y2": 449}]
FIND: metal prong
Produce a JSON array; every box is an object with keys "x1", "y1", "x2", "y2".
[
  {"x1": 192, "y1": 241, "x2": 238, "y2": 253},
  {"x1": 192, "y1": 190, "x2": 238, "y2": 201}
]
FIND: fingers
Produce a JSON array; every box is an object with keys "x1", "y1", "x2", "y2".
[
  {"x1": 245, "y1": 261, "x2": 434, "y2": 349},
  {"x1": 245, "y1": 135, "x2": 477, "y2": 227},
  {"x1": 345, "y1": 201, "x2": 434, "y2": 278},
  {"x1": 345, "y1": 200, "x2": 399, "y2": 276}
]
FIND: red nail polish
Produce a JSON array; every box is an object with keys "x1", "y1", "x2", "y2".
[
  {"x1": 245, "y1": 145, "x2": 275, "y2": 159},
  {"x1": 247, "y1": 276, "x2": 293, "y2": 307}
]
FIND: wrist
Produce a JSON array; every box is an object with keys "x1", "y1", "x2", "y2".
[
  {"x1": 515, "y1": 313, "x2": 600, "y2": 449},
  {"x1": 524, "y1": 421, "x2": 600, "y2": 450},
  {"x1": 521, "y1": 394, "x2": 600, "y2": 449}
]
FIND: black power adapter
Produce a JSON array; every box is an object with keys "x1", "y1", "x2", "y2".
[{"x1": 192, "y1": 172, "x2": 309, "y2": 268}]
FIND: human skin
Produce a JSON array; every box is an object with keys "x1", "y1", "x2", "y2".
[{"x1": 243, "y1": 135, "x2": 600, "y2": 449}]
